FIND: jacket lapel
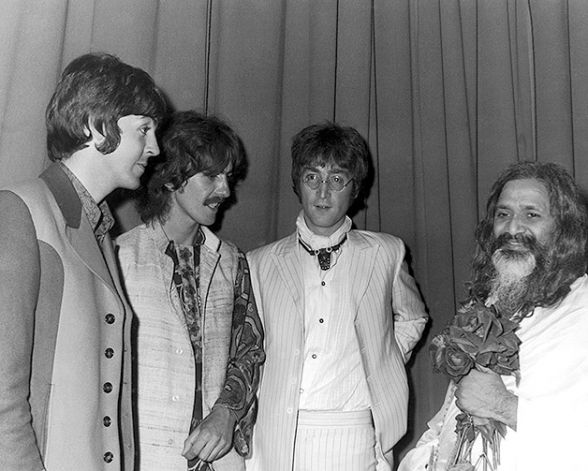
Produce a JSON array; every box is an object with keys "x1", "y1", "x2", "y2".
[
  {"x1": 346, "y1": 231, "x2": 378, "y2": 314},
  {"x1": 41, "y1": 163, "x2": 116, "y2": 292},
  {"x1": 273, "y1": 233, "x2": 304, "y2": 314},
  {"x1": 199, "y1": 226, "x2": 221, "y2": 310}
]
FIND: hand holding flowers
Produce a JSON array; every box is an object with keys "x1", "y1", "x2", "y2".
[{"x1": 429, "y1": 299, "x2": 521, "y2": 470}]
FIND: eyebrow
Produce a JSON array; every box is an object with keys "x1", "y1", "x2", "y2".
[
  {"x1": 303, "y1": 165, "x2": 348, "y2": 174},
  {"x1": 496, "y1": 202, "x2": 547, "y2": 212}
]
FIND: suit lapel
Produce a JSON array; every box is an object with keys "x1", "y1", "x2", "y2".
[
  {"x1": 198, "y1": 227, "x2": 221, "y2": 312},
  {"x1": 347, "y1": 231, "x2": 378, "y2": 312},
  {"x1": 273, "y1": 234, "x2": 304, "y2": 314},
  {"x1": 41, "y1": 163, "x2": 117, "y2": 292}
]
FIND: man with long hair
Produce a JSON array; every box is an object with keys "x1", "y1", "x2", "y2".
[{"x1": 400, "y1": 161, "x2": 588, "y2": 471}]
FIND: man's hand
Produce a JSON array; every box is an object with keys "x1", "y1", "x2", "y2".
[
  {"x1": 182, "y1": 405, "x2": 237, "y2": 463},
  {"x1": 455, "y1": 368, "x2": 518, "y2": 430}
]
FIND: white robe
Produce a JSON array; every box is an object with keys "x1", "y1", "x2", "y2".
[{"x1": 400, "y1": 275, "x2": 588, "y2": 471}]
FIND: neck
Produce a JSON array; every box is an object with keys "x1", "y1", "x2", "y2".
[
  {"x1": 161, "y1": 213, "x2": 201, "y2": 246},
  {"x1": 62, "y1": 152, "x2": 113, "y2": 203}
]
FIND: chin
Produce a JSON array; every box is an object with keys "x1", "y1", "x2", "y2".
[
  {"x1": 121, "y1": 179, "x2": 141, "y2": 191},
  {"x1": 492, "y1": 252, "x2": 536, "y2": 280}
]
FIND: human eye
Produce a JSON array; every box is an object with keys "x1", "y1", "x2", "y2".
[
  {"x1": 494, "y1": 209, "x2": 510, "y2": 219},
  {"x1": 139, "y1": 125, "x2": 151, "y2": 136},
  {"x1": 330, "y1": 175, "x2": 345, "y2": 185},
  {"x1": 526, "y1": 211, "x2": 541, "y2": 219},
  {"x1": 304, "y1": 173, "x2": 319, "y2": 182}
]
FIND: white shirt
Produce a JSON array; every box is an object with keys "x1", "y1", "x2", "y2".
[{"x1": 296, "y1": 213, "x2": 371, "y2": 411}]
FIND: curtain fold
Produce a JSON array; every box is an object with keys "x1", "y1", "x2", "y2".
[{"x1": 0, "y1": 0, "x2": 586, "y2": 464}]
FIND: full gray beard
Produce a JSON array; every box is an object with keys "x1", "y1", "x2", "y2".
[{"x1": 487, "y1": 249, "x2": 537, "y2": 316}]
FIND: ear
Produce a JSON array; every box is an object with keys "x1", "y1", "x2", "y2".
[{"x1": 86, "y1": 118, "x2": 106, "y2": 147}]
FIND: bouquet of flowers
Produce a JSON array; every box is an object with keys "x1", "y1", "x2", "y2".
[{"x1": 429, "y1": 298, "x2": 521, "y2": 470}]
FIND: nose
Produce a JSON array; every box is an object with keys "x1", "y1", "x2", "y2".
[
  {"x1": 145, "y1": 131, "x2": 160, "y2": 158},
  {"x1": 318, "y1": 179, "x2": 331, "y2": 198},
  {"x1": 215, "y1": 173, "x2": 230, "y2": 198},
  {"x1": 503, "y1": 215, "x2": 526, "y2": 236}
]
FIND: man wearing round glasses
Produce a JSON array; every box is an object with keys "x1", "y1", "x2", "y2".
[{"x1": 246, "y1": 122, "x2": 428, "y2": 471}]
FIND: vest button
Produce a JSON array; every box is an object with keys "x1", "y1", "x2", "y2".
[
  {"x1": 105, "y1": 313, "x2": 115, "y2": 324},
  {"x1": 103, "y1": 382, "x2": 113, "y2": 393},
  {"x1": 105, "y1": 348, "x2": 114, "y2": 358},
  {"x1": 103, "y1": 416, "x2": 112, "y2": 427},
  {"x1": 103, "y1": 451, "x2": 114, "y2": 463}
]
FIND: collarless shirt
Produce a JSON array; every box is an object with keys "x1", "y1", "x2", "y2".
[{"x1": 296, "y1": 214, "x2": 371, "y2": 411}]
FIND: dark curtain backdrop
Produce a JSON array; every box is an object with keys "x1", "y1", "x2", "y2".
[{"x1": 1, "y1": 0, "x2": 587, "y2": 465}]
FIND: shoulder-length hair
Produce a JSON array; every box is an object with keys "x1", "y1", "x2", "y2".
[{"x1": 471, "y1": 161, "x2": 587, "y2": 312}]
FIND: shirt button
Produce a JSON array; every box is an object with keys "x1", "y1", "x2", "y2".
[
  {"x1": 103, "y1": 416, "x2": 112, "y2": 427},
  {"x1": 105, "y1": 313, "x2": 115, "y2": 324},
  {"x1": 105, "y1": 348, "x2": 114, "y2": 358},
  {"x1": 103, "y1": 451, "x2": 114, "y2": 463},
  {"x1": 172, "y1": 395, "x2": 180, "y2": 402},
  {"x1": 176, "y1": 348, "x2": 183, "y2": 355},
  {"x1": 103, "y1": 382, "x2": 113, "y2": 393},
  {"x1": 319, "y1": 318, "x2": 324, "y2": 323},
  {"x1": 286, "y1": 407, "x2": 293, "y2": 414},
  {"x1": 321, "y1": 281, "x2": 326, "y2": 286},
  {"x1": 311, "y1": 353, "x2": 317, "y2": 359}
]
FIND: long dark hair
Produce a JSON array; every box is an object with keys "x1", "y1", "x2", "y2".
[{"x1": 471, "y1": 161, "x2": 587, "y2": 314}]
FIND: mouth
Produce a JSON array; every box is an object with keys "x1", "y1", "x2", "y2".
[
  {"x1": 205, "y1": 197, "x2": 225, "y2": 210},
  {"x1": 503, "y1": 240, "x2": 526, "y2": 250}
]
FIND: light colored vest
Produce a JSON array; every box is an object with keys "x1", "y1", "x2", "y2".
[
  {"x1": 11, "y1": 180, "x2": 131, "y2": 471},
  {"x1": 117, "y1": 223, "x2": 245, "y2": 471}
]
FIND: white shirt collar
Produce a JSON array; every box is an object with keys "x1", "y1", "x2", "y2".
[{"x1": 296, "y1": 210, "x2": 352, "y2": 251}]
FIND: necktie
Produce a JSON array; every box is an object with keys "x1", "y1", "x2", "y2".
[{"x1": 299, "y1": 235, "x2": 347, "y2": 270}]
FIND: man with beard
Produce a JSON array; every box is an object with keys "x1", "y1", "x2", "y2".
[
  {"x1": 116, "y1": 111, "x2": 265, "y2": 470},
  {"x1": 399, "y1": 161, "x2": 588, "y2": 471}
]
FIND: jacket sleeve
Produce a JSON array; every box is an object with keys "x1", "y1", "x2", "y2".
[
  {"x1": 391, "y1": 241, "x2": 429, "y2": 362},
  {"x1": 0, "y1": 190, "x2": 45, "y2": 471},
  {"x1": 214, "y1": 250, "x2": 265, "y2": 455}
]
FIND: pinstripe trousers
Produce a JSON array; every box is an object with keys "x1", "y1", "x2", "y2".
[{"x1": 293, "y1": 410, "x2": 376, "y2": 471}]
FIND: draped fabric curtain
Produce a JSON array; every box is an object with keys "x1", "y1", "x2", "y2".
[{"x1": 1, "y1": 0, "x2": 587, "y2": 464}]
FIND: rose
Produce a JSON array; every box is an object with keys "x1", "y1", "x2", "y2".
[
  {"x1": 453, "y1": 301, "x2": 496, "y2": 335},
  {"x1": 430, "y1": 335, "x2": 475, "y2": 379},
  {"x1": 444, "y1": 344, "x2": 475, "y2": 379}
]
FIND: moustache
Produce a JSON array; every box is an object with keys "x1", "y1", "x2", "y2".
[{"x1": 489, "y1": 232, "x2": 540, "y2": 255}]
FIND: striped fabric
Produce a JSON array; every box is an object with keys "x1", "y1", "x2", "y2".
[
  {"x1": 245, "y1": 230, "x2": 428, "y2": 471},
  {"x1": 293, "y1": 410, "x2": 376, "y2": 471}
]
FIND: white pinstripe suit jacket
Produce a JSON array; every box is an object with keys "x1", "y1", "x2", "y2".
[{"x1": 246, "y1": 229, "x2": 428, "y2": 470}]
